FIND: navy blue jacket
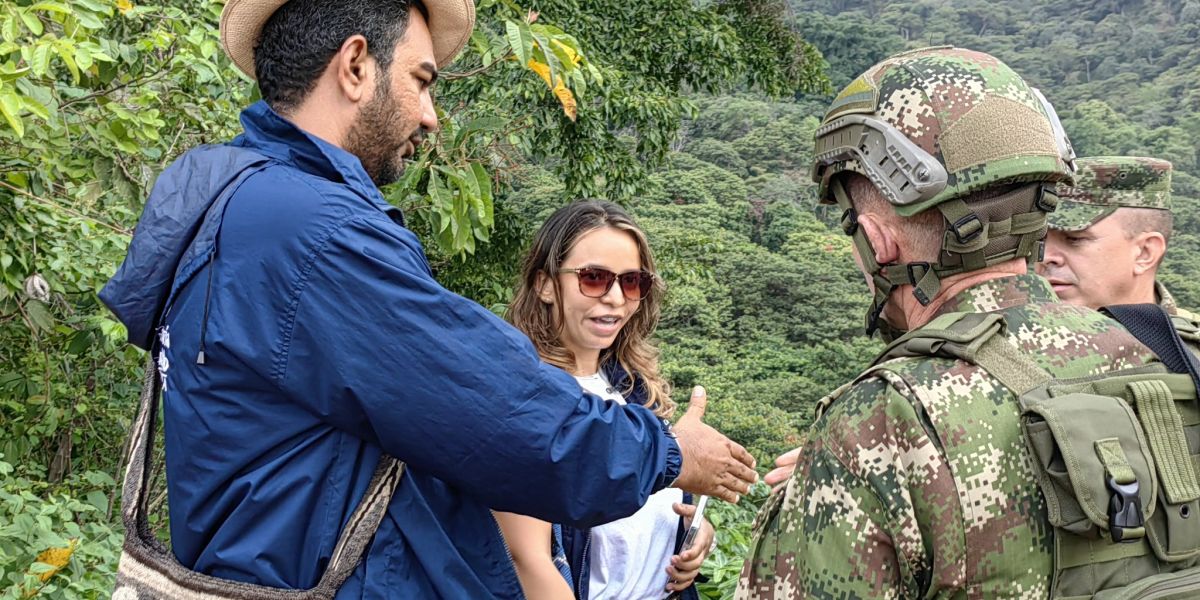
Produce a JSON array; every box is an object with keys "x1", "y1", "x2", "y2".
[
  {"x1": 560, "y1": 361, "x2": 700, "y2": 600},
  {"x1": 100, "y1": 101, "x2": 682, "y2": 599}
]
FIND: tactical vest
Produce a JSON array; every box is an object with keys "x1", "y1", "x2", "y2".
[
  {"x1": 1170, "y1": 309, "x2": 1200, "y2": 357},
  {"x1": 871, "y1": 311, "x2": 1200, "y2": 599}
]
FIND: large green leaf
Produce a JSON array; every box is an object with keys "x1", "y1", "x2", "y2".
[
  {"x1": 17, "y1": 9, "x2": 43, "y2": 36},
  {"x1": 0, "y1": 89, "x2": 25, "y2": 137},
  {"x1": 504, "y1": 19, "x2": 533, "y2": 66}
]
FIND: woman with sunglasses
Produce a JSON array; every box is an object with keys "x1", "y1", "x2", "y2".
[{"x1": 495, "y1": 200, "x2": 713, "y2": 600}]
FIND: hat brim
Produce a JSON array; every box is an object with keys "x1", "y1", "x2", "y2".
[
  {"x1": 1047, "y1": 200, "x2": 1117, "y2": 232},
  {"x1": 221, "y1": 0, "x2": 476, "y2": 80}
]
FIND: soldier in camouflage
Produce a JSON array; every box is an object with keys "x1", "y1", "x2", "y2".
[
  {"x1": 1038, "y1": 156, "x2": 1200, "y2": 350},
  {"x1": 738, "y1": 47, "x2": 1163, "y2": 598}
]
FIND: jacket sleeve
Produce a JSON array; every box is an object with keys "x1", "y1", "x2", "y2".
[{"x1": 273, "y1": 213, "x2": 681, "y2": 527}]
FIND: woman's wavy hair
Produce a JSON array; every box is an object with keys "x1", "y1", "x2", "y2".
[{"x1": 507, "y1": 200, "x2": 675, "y2": 418}]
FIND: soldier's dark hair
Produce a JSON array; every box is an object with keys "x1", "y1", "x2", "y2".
[{"x1": 254, "y1": 0, "x2": 428, "y2": 114}]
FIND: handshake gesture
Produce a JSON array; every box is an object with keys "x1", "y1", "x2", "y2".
[{"x1": 670, "y1": 386, "x2": 757, "y2": 503}]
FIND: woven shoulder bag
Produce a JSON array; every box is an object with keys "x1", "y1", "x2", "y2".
[{"x1": 112, "y1": 356, "x2": 404, "y2": 599}]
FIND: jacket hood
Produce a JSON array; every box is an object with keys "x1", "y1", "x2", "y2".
[
  {"x1": 99, "y1": 145, "x2": 270, "y2": 350},
  {"x1": 100, "y1": 100, "x2": 405, "y2": 351}
]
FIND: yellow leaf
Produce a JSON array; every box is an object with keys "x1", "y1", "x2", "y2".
[
  {"x1": 33, "y1": 539, "x2": 77, "y2": 583},
  {"x1": 526, "y1": 59, "x2": 552, "y2": 88},
  {"x1": 551, "y1": 39, "x2": 581, "y2": 67},
  {"x1": 116, "y1": 0, "x2": 132, "y2": 14},
  {"x1": 526, "y1": 59, "x2": 576, "y2": 121},
  {"x1": 552, "y1": 80, "x2": 576, "y2": 121}
]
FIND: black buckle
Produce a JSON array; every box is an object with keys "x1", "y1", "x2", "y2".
[
  {"x1": 1108, "y1": 477, "x2": 1143, "y2": 543},
  {"x1": 1035, "y1": 184, "x2": 1059, "y2": 213},
  {"x1": 906, "y1": 262, "x2": 931, "y2": 285},
  {"x1": 840, "y1": 208, "x2": 859, "y2": 236},
  {"x1": 907, "y1": 264, "x2": 936, "y2": 307},
  {"x1": 950, "y1": 214, "x2": 983, "y2": 244}
]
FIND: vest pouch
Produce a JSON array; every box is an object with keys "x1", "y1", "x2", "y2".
[
  {"x1": 1021, "y1": 392, "x2": 1157, "y2": 540},
  {"x1": 1084, "y1": 374, "x2": 1200, "y2": 563}
]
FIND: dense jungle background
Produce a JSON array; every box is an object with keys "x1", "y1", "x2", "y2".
[{"x1": 1, "y1": 0, "x2": 1198, "y2": 597}]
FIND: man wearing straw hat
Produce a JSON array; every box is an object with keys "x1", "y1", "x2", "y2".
[{"x1": 100, "y1": 0, "x2": 757, "y2": 597}]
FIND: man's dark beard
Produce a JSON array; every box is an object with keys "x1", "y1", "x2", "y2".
[{"x1": 345, "y1": 75, "x2": 417, "y2": 188}]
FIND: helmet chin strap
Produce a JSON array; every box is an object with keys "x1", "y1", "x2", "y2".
[{"x1": 831, "y1": 178, "x2": 1056, "y2": 338}]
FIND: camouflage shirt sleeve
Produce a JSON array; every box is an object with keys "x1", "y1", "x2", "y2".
[{"x1": 738, "y1": 370, "x2": 964, "y2": 599}]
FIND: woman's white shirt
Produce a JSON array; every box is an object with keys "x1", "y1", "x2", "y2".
[{"x1": 576, "y1": 372, "x2": 683, "y2": 600}]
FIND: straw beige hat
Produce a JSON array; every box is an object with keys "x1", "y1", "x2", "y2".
[{"x1": 220, "y1": 0, "x2": 475, "y2": 79}]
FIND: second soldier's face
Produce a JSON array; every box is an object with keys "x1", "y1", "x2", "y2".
[{"x1": 1038, "y1": 215, "x2": 1140, "y2": 309}]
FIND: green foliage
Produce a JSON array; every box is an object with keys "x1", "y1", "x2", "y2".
[
  {"x1": 695, "y1": 482, "x2": 771, "y2": 600},
  {"x1": 0, "y1": 460, "x2": 122, "y2": 599},
  {"x1": 0, "y1": 0, "x2": 222, "y2": 493}
]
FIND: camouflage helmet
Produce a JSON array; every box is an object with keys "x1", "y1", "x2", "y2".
[
  {"x1": 813, "y1": 46, "x2": 1076, "y2": 214},
  {"x1": 811, "y1": 47, "x2": 1077, "y2": 337},
  {"x1": 1049, "y1": 156, "x2": 1173, "y2": 232}
]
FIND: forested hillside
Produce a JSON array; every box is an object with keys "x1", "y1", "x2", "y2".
[{"x1": 0, "y1": 0, "x2": 1197, "y2": 597}]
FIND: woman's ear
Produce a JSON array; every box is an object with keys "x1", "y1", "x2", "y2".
[{"x1": 536, "y1": 272, "x2": 555, "y2": 304}]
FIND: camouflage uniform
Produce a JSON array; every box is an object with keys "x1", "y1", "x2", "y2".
[
  {"x1": 737, "y1": 47, "x2": 1157, "y2": 598},
  {"x1": 1157, "y1": 282, "x2": 1200, "y2": 356},
  {"x1": 737, "y1": 275, "x2": 1156, "y2": 598}
]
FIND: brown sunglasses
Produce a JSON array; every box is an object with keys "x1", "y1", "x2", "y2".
[{"x1": 557, "y1": 267, "x2": 655, "y2": 301}]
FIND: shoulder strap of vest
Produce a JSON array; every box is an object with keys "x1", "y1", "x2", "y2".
[
  {"x1": 871, "y1": 311, "x2": 1051, "y2": 396},
  {"x1": 1104, "y1": 303, "x2": 1200, "y2": 396},
  {"x1": 819, "y1": 311, "x2": 1053, "y2": 418}
]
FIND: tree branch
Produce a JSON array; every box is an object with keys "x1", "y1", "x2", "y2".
[
  {"x1": 0, "y1": 180, "x2": 132, "y2": 236},
  {"x1": 442, "y1": 50, "x2": 514, "y2": 81},
  {"x1": 57, "y1": 50, "x2": 176, "y2": 111}
]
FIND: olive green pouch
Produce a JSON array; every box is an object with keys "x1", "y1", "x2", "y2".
[
  {"x1": 1021, "y1": 391, "x2": 1157, "y2": 540},
  {"x1": 1046, "y1": 374, "x2": 1200, "y2": 562}
]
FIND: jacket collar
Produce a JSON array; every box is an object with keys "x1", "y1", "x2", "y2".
[
  {"x1": 234, "y1": 101, "x2": 403, "y2": 222},
  {"x1": 930, "y1": 273, "x2": 1056, "y2": 319},
  {"x1": 600, "y1": 359, "x2": 649, "y2": 408},
  {"x1": 1157, "y1": 281, "x2": 1179, "y2": 316}
]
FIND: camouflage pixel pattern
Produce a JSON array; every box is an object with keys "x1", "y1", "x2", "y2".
[
  {"x1": 737, "y1": 274, "x2": 1157, "y2": 599},
  {"x1": 1050, "y1": 156, "x2": 1173, "y2": 232},
  {"x1": 815, "y1": 46, "x2": 1074, "y2": 217}
]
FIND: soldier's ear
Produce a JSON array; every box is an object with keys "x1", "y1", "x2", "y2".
[
  {"x1": 857, "y1": 213, "x2": 902, "y2": 266},
  {"x1": 1132, "y1": 231, "x2": 1167, "y2": 275}
]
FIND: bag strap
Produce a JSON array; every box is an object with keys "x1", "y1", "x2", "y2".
[
  {"x1": 121, "y1": 356, "x2": 404, "y2": 597},
  {"x1": 1103, "y1": 303, "x2": 1200, "y2": 394}
]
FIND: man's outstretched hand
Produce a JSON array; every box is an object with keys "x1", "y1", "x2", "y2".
[{"x1": 671, "y1": 386, "x2": 757, "y2": 503}]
